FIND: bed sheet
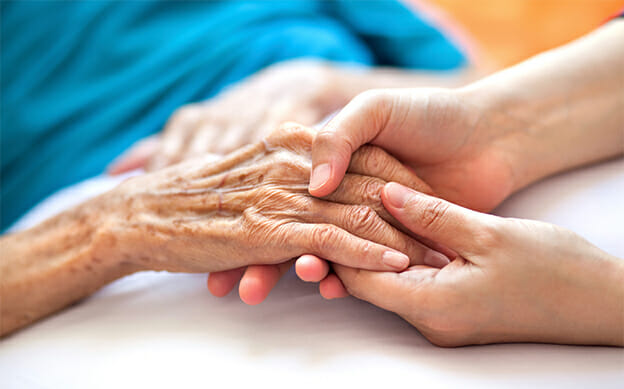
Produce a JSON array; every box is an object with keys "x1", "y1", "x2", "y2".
[{"x1": 1, "y1": 158, "x2": 622, "y2": 389}]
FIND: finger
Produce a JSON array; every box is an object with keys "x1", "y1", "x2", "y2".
[
  {"x1": 324, "y1": 174, "x2": 456, "y2": 261},
  {"x1": 333, "y1": 263, "x2": 437, "y2": 314},
  {"x1": 322, "y1": 174, "x2": 390, "y2": 219},
  {"x1": 188, "y1": 123, "x2": 220, "y2": 157},
  {"x1": 295, "y1": 254, "x2": 330, "y2": 282},
  {"x1": 382, "y1": 182, "x2": 498, "y2": 253},
  {"x1": 207, "y1": 268, "x2": 245, "y2": 297},
  {"x1": 216, "y1": 124, "x2": 250, "y2": 154},
  {"x1": 150, "y1": 106, "x2": 202, "y2": 170},
  {"x1": 309, "y1": 91, "x2": 391, "y2": 197},
  {"x1": 238, "y1": 261, "x2": 293, "y2": 305},
  {"x1": 108, "y1": 136, "x2": 160, "y2": 175},
  {"x1": 348, "y1": 145, "x2": 434, "y2": 195},
  {"x1": 308, "y1": 200, "x2": 444, "y2": 267},
  {"x1": 319, "y1": 273, "x2": 349, "y2": 299},
  {"x1": 293, "y1": 222, "x2": 410, "y2": 271}
]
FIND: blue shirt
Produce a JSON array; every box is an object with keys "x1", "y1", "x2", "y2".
[{"x1": 0, "y1": 0, "x2": 465, "y2": 229}]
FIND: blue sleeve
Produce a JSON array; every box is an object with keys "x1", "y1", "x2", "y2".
[{"x1": 0, "y1": 0, "x2": 466, "y2": 230}]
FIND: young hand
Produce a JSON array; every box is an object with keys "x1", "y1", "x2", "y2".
[{"x1": 327, "y1": 183, "x2": 624, "y2": 347}]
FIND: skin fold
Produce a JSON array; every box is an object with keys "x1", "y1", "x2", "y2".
[{"x1": 1, "y1": 124, "x2": 445, "y2": 337}]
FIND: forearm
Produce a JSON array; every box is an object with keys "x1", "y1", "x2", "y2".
[
  {"x1": 460, "y1": 20, "x2": 624, "y2": 190},
  {"x1": 0, "y1": 195, "x2": 141, "y2": 336}
]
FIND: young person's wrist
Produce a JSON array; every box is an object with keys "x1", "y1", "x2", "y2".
[{"x1": 457, "y1": 75, "x2": 579, "y2": 193}]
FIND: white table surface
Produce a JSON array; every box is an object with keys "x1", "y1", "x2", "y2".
[{"x1": 1, "y1": 158, "x2": 623, "y2": 389}]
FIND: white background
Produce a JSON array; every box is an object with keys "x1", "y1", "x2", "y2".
[{"x1": 1, "y1": 158, "x2": 623, "y2": 389}]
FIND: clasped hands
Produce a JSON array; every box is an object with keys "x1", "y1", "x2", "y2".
[
  {"x1": 107, "y1": 87, "x2": 622, "y2": 347},
  {"x1": 204, "y1": 89, "x2": 623, "y2": 347}
]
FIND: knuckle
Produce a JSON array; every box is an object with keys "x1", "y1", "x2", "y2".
[
  {"x1": 348, "y1": 205, "x2": 380, "y2": 235},
  {"x1": 310, "y1": 224, "x2": 340, "y2": 252},
  {"x1": 277, "y1": 121, "x2": 305, "y2": 137},
  {"x1": 361, "y1": 177, "x2": 384, "y2": 204},
  {"x1": 165, "y1": 106, "x2": 201, "y2": 133},
  {"x1": 353, "y1": 145, "x2": 380, "y2": 172},
  {"x1": 417, "y1": 199, "x2": 450, "y2": 233},
  {"x1": 266, "y1": 122, "x2": 313, "y2": 150}
]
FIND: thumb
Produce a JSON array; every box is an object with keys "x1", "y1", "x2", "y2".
[
  {"x1": 382, "y1": 182, "x2": 497, "y2": 253},
  {"x1": 333, "y1": 263, "x2": 437, "y2": 315},
  {"x1": 309, "y1": 91, "x2": 393, "y2": 197}
]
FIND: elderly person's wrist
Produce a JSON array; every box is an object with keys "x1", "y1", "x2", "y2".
[
  {"x1": 88, "y1": 191, "x2": 149, "y2": 273},
  {"x1": 0, "y1": 193, "x2": 142, "y2": 336}
]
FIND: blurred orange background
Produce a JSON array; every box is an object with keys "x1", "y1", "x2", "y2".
[{"x1": 420, "y1": 0, "x2": 623, "y2": 69}]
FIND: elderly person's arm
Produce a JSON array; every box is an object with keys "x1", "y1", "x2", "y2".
[{"x1": 0, "y1": 124, "x2": 437, "y2": 336}]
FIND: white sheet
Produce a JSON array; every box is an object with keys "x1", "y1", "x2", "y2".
[{"x1": 1, "y1": 158, "x2": 623, "y2": 389}]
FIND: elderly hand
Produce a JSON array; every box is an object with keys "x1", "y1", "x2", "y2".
[
  {"x1": 109, "y1": 61, "x2": 473, "y2": 175},
  {"x1": 109, "y1": 60, "x2": 351, "y2": 174},
  {"x1": 290, "y1": 87, "x2": 519, "y2": 297},
  {"x1": 330, "y1": 183, "x2": 624, "y2": 347},
  {"x1": 209, "y1": 87, "x2": 504, "y2": 304},
  {"x1": 107, "y1": 124, "x2": 440, "y2": 275},
  {"x1": 206, "y1": 140, "x2": 449, "y2": 304},
  {"x1": 2, "y1": 124, "x2": 443, "y2": 334}
]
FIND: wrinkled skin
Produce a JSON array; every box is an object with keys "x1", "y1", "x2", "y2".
[
  {"x1": 211, "y1": 87, "x2": 511, "y2": 302},
  {"x1": 107, "y1": 123, "x2": 438, "y2": 274},
  {"x1": 306, "y1": 21, "x2": 624, "y2": 345},
  {"x1": 301, "y1": 87, "x2": 518, "y2": 299},
  {"x1": 1, "y1": 123, "x2": 441, "y2": 335}
]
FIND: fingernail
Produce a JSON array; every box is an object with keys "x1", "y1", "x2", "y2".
[
  {"x1": 424, "y1": 250, "x2": 451, "y2": 268},
  {"x1": 309, "y1": 163, "x2": 331, "y2": 191},
  {"x1": 382, "y1": 251, "x2": 409, "y2": 270},
  {"x1": 384, "y1": 182, "x2": 413, "y2": 209}
]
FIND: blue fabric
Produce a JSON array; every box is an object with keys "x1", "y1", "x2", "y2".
[{"x1": 0, "y1": 0, "x2": 465, "y2": 229}]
